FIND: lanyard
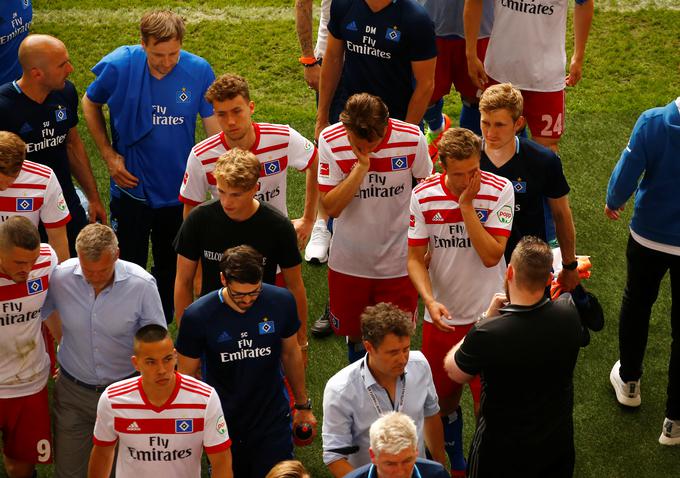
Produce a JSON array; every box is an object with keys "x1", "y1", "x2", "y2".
[{"x1": 361, "y1": 361, "x2": 406, "y2": 415}]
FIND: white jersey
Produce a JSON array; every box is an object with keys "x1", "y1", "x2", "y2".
[
  {"x1": 0, "y1": 160, "x2": 70, "y2": 228},
  {"x1": 93, "y1": 373, "x2": 231, "y2": 478},
  {"x1": 485, "y1": 0, "x2": 572, "y2": 92},
  {"x1": 408, "y1": 173, "x2": 514, "y2": 325},
  {"x1": 314, "y1": 0, "x2": 332, "y2": 58},
  {"x1": 318, "y1": 119, "x2": 433, "y2": 278},
  {"x1": 179, "y1": 124, "x2": 316, "y2": 217},
  {"x1": 0, "y1": 244, "x2": 58, "y2": 398}
]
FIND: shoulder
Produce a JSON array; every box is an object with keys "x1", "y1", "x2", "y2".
[
  {"x1": 343, "y1": 464, "x2": 371, "y2": 478},
  {"x1": 407, "y1": 350, "x2": 431, "y2": 368},
  {"x1": 480, "y1": 170, "x2": 511, "y2": 192},
  {"x1": 178, "y1": 373, "x2": 215, "y2": 398},
  {"x1": 21, "y1": 160, "x2": 54, "y2": 182},
  {"x1": 104, "y1": 376, "x2": 140, "y2": 400},
  {"x1": 96, "y1": 45, "x2": 140, "y2": 69},
  {"x1": 192, "y1": 132, "x2": 224, "y2": 158},
  {"x1": 257, "y1": 122, "x2": 291, "y2": 136},
  {"x1": 326, "y1": 360, "x2": 361, "y2": 396},
  {"x1": 415, "y1": 458, "x2": 449, "y2": 478},
  {"x1": 259, "y1": 203, "x2": 293, "y2": 224},
  {"x1": 178, "y1": 50, "x2": 211, "y2": 69},
  {"x1": 389, "y1": 118, "x2": 422, "y2": 139},
  {"x1": 401, "y1": 0, "x2": 432, "y2": 21},
  {"x1": 117, "y1": 260, "x2": 156, "y2": 286},
  {"x1": 185, "y1": 290, "x2": 221, "y2": 315},
  {"x1": 52, "y1": 257, "x2": 80, "y2": 276},
  {"x1": 413, "y1": 174, "x2": 442, "y2": 196},
  {"x1": 320, "y1": 122, "x2": 348, "y2": 146},
  {"x1": 519, "y1": 138, "x2": 561, "y2": 163}
]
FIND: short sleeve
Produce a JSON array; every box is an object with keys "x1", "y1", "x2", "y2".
[
  {"x1": 197, "y1": 62, "x2": 216, "y2": 119},
  {"x1": 203, "y1": 389, "x2": 232, "y2": 453},
  {"x1": 543, "y1": 153, "x2": 570, "y2": 199},
  {"x1": 454, "y1": 325, "x2": 488, "y2": 377},
  {"x1": 422, "y1": 361, "x2": 440, "y2": 417},
  {"x1": 483, "y1": 179, "x2": 514, "y2": 238},
  {"x1": 174, "y1": 209, "x2": 202, "y2": 261},
  {"x1": 274, "y1": 217, "x2": 303, "y2": 270},
  {"x1": 41, "y1": 171, "x2": 71, "y2": 228},
  {"x1": 92, "y1": 392, "x2": 118, "y2": 446},
  {"x1": 175, "y1": 304, "x2": 207, "y2": 359},
  {"x1": 411, "y1": 133, "x2": 433, "y2": 180},
  {"x1": 408, "y1": 189, "x2": 429, "y2": 246},
  {"x1": 317, "y1": 134, "x2": 347, "y2": 192},
  {"x1": 405, "y1": 5, "x2": 437, "y2": 62},
  {"x1": 138, "y1": 275, "x2": 167, "y2": 328},
  {"x1": 179, "y1": 149, "x2": 210, "y2": 205},
  {"x1": 287, "y1": 128, "x2": 317, "y2": 172},
  {"x1": 86, "y1": 58, "x2": 118, "y2": 105},
  {"x1": 326, "y1": 0, "x2": 346, "y2": 40},
  {"x1": 280, "y1": 289, "x2": 301, "y2": 339}
]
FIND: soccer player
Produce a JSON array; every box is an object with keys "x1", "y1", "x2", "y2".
[
  {"x1": 0, "y1": 216, "x2": 58, "y2": 478},
  {"x1": 407, "y1": 128, "x2": 514, "y2": 475},
  {"x1": 445, "y1": 236, "x2": 583, "y2": 477},
  {"x1": 88, "y1": 324, "x2": 233, "y2": 478},
  {"x1": 465, "y1": 0, "x2": 594, "y2": 151},
  {"x1": 0, "y1": 131, "x2": 70, "y2": 262},
  {"x1": 478, "y1": 83, "x2": 579, "y2": 289},
  {"x1": 0, "y1": 0, "x2": 32, "y2": 85},
  {"x1": 294, "y1": 0, "x2": 329, "y2": 92},
  {"x1": 179, "y1": 73, "x2": 319, "y2": 246},
  {"x1": 0, "y1": 34, "x2": 106, "y2": 255},
  {"x1": 176, "y1": 245, "x2": 316, "y2": 478},
  {"x1": 82, "y1": 10, "x2": 219, "y2": 323},
  {"x1": 318, "y1": 93, "x2": 432, "y2": 362}
]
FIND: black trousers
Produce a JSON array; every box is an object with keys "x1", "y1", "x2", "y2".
[
  {"x1": 619, "y1": 234, "x2": 680, "y2": 419},
  {"x1": 110, "y1": 194, "x2": 182, "y2": 324}
]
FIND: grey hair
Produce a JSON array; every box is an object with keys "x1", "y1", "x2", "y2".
[
  {"x1": 369, "y1": 412, "x2": 418, "y2": 457},
  {"x1": 75, "y1": 223, "x2": 118, "y2": 261}
]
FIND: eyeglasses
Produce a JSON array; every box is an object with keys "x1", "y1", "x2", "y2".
[{"x1": 225, "y1": 283, "x2": 262, "y2": 299}]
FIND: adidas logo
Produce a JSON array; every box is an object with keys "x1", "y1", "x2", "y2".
[
  {"x1": 127, "y1": 421, "x2": 141, "y2": 432},
  {"x1": 217, "y1": 331, "x2": 232, "y2": 343},
  {"x1": 432, "y1": 212, "x2": 444, "y2": 222}
]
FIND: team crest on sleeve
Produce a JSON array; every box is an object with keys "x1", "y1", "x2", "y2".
[
  {"x1": 258, "y1": 319, "x2": 275, "y2": 335},
  {"x1": 391, "y1": 156, "x2": 407, "y2": 171},
  {"x1": 216, "y1": 415, "x2": 227, "y2": 435},
  {"x1": 55, "y1": 107, "x2": 68, "y2": 122},
  {"x1": 320, "y1": 163, "x2": 330, "y2": 177},
  {"x1": 475, "y1": 209, "x2": 489, "y2": 223},
  {"x1": 27, "y1": 278, "x2": 44, "y2": 295},
  {"x1": 497, "y1": 205, "x2": 513, "y2": 224},
  {"x1": 385, "y1": 27, "x2": 401, "y2": 42},
  {"x1": 512, "y1": 180, "x2": 527, "y2": 193},
  {"x1": 183, "y1": 172, "x2": 189, "y2": 185},
  {"x1": 304, "y1": 140, "x2": 313, "y2": 152},
  {"x1": 57, "y1": 194, "x2": 67, "y2": 212},
  {"x1": 409, "y1": 214, "x2": 415, "y2": 228},
  {"x1": 176, "y1": 88, "x2": 191, "y2": 103},
  {"x1": 16, "y1": 198, "x2": 34, "y2": 212},
  {"x1": 263, "y1": 160, "x2": 281, "y2": 176},
  {"x1": 23, "y1": 0, "x2": 31, "y2": 8},
  {"x1": 175, "y1": 419, "x2": 193, "y2": 433}
]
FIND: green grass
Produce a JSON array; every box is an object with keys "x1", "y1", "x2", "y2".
[{"x1": 3, "y1": 1, "x2": 680, "y2": 477}]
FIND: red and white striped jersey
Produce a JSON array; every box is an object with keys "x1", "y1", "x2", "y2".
[
  {"x1": 93, "y1": 373, "x2": 231, "y2": 478},
  {"x1": 408, "y1": 172, "x2": 515, "y2": 325},
  {"x1": 0, "y1": 160, "x2": 70, "y2": 228},
  {"x1": 179, "y1": 123, "x2": 317, "y2": 216},
  {"x1": 318, "y1": 119, "x2": 433, "y2": 278},
  {"x1": 0, "y1": 244, "x2": 57, "y2": 398}
]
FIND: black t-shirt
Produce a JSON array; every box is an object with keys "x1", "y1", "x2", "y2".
[
  {"x1": 455, "y1": 298, "x2": 582, "y2": 477},
  {"x1": 174, "y1": 200, "x2": 302, "y2": 295},
  {"x1": 0, "y1": 80, "x2": 80, "y2": 210},
  {"x1": 481, "y1": 138, "x2": 570, "y2": 262}
]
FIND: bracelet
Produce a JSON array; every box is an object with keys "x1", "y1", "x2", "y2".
[
  {"x1": 298, "y1": 56, "x2": 320, "y2": 67},
  {"x1": 562, "y1": 260, "x2": 578, "y2": 271}
]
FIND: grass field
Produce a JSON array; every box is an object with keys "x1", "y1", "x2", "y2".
[{"x1": 3, "y1": 0, "x2": 680, "y2": 476}]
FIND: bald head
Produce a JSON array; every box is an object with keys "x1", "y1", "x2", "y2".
[
  {"x1": 18, "y1": 34, "x2": 66, "y2": 70},
  {"x1": 17, "y1": 35, "x2": 73, "y2": 93}
]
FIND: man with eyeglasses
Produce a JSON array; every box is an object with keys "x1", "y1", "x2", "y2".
[{"x1": 176, "y1": 244, "x2": 316, "y2": 478}]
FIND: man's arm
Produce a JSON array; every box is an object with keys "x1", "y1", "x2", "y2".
[
  {"x1": 182, "y1": 203, "x2": 196, "y2": 220},
  {"x1": 328, "y1": 460, "x2": 354, "y2": 478},
  {"x1": 292, "y1": 157, "x2": 319, "y2": 246},
  {"x1": 464, "y1": 0, "x2": 487, "y2": 89},
  {"x1": 295, "y1": 0, "x2": 321, "y2": 91},
  {"x1": 87, "y1": 444, "x2": 115, "y2": 478},
  {"x1": 280, "y1": 265, "x2": 309, "y2": 349},
  {"x1": 174, "y1": 255, "x2": 199, "y2": 326},
  {"x1": 202, "y1": 115, "x2": 221, "y2": 137},
  {"x1": 443, "y1": 342, "x2": 475, "y2": 385},
  {"x1": 44, "y1": 311, "x2": 62, "y2": 343},
  {"x1": 207, "y1": 449, "x2": 233, "y2": 478},
  {"x1": 423, "y1": 413, "x2": 447, "y2": 469},
  {"x1": 566, "y1": 0, "x2": 594, "y2": 87},
  {"x1": 177, "y1": 353, "x2": 201, "y2": 377},
  {"x1": 280, "y1": 334, "x2": 317, "y2": 432},
  {"x1": 65, "y1": 127, "x2": 107, "y2": 224},
  {"x1": 549, "y1": 195, "x2": 580, "y2": 289},
  {"x1": 320, "y1": 151, "x2": 369, "y2": 217},
  {"x1": 315, "y1": 33, "x2": 344, "y2": 139},
  {"x1": 405, "y1": 58, "x2": 436, "y2": 125},
  {"x1": 46, "y1": 226, "x2": 70, "y2": 262},
  {"x1": 81, "y1": 94, "x2": 138, "y2": 189},
  {"x1": 407, "y1": 245, "x2": 455, "y2": 332}
]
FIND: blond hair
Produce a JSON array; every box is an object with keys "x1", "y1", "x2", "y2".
[
  {"x1": 265, "y1": 460, "x2": 310, "y2": 478},
  {"x1": 75, "y1": 223, "x2": 118, "y2": 261},
  {"x1": 140, "y1": 10, "x2": 185, "y2": 44},
  {"x1": 213, "y1": 149, "x2": 260, "y2": 190},
  {"x1": 0, "y1": 131, "x2": 26, "y2": 177},
  {"x1": 369, "y1": 412, "x2": 418, "y2": 457},
  {"x1": 479, "y1": 83, "x2": 524, "y2": 121}
]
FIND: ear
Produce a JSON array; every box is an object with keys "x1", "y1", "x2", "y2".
[
  {"x1": 249, "y1": 101, "x2": 255, "y2": 115},
  {"x1": 369, "y1": 448, "x2": 377, "y2": 464},
  {"x1": 363, "y1": 340, "x2": 374, "y2": 355},
  {"x1": 546, "y1": 272, "x2": 554, "y2": 286},
  {"x1": 506, "y1": 264, "x2": 514, "y2": 280},
  {"x1": 131, "y1": 355, "x2": 139, "y2": 372},
  {"x1": 514, "y1": 116, "x2": 526, "y2": 133},
  {"x1": 220, "y1": 272, "x2": 227, "y2": 287}
]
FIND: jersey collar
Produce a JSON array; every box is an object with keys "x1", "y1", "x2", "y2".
[{"x1": 499, "y1": 296, "x2": 551, "y2": 314}]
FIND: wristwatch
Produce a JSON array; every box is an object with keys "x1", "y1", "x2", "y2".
[
  {"x1": 562, "y1": 260, "x2": 578, "y2": 271},
  {"x1": 294, "y1": 399, "x2": 312, "y2": 410},
  {"x1": 298, "y1": 56, "x2": 320, "y2": 68}
]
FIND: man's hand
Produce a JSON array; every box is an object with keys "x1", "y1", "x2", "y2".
[
  {"x1": 458, "y1": 170, "x2": 481, "y2": 207},
  {"x1": 104, "y1": 150, "x2": 138, "y2": 189},
  {"x1": 557, "y1": 267, "x2": 580, "y2": 291},
  {"x1": 351, "y1": 145, "x2": 371, "y2": 170},
  {"x1": 293, "y1": 409, "x2": 318, "y2": 439},
  {"x1": 604, "y1": 204, "x2": 624, "y2": 220},
  {"x1": 467, "y1": 56, "x2": 488, "y2": 90},
  {"x1": 292, "y1": 217, "x2": 314, "y2": 248},
  {"x1": 565, "y1": 55, "x2": 583, "y2": 87},
  {"x1": 426, "y1": 300, "x2": 455, "y2": 333},
  {"x1": 304, "y1": 64, "x2": 321, "y2": 91},
  {"x1": 484, "y1": 293, "x2": 508, "y2": 319},
  {"x1": 88, "y1": 199, "x2": 108, "y2": 224}
]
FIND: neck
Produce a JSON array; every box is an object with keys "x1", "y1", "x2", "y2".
[
  {"x1": 365, "y1": 0, "x2": 392, "y2": 12},
  {"x1": 142, "y1": 373, "x2": 176, "y2": 407},
  {"x1": 484, "y1": 138, "x2": 516, "y2": 168},
  {"x1": 507, "y1": 284, "x2": 545, "y2": 307},
  {"x1": 16, "y1": 78, "x2": 49, "y2": 104},
  {"x1": 229, "y1": 199, "x2": 259, "y2": 222},
  {"x1": 225, "y1": 124, "x2": 257, "y2": 151},
  {"x1": 366, "y1": 355, "x2": 398, "y2": 390}
]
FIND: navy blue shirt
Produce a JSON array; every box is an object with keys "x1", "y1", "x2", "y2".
[
  {"x1": 480, "y1": 137, "x2": 570, "y2": 262},
  {"x1": 176, "y1": 284, "x2": 300, "y2": 434},
  {"x1": 328, "y1": 0, "x2": 436, "y2": 120},
  {"x1": 0, "y1": 80, "x2": 80, "y2": 211}
]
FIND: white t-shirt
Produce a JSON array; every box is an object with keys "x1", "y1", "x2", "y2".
[
  {"x1": 179, "y1": 124, "x2": 316, "y2": 217},
  {"x1": 0, "y1": 160, "x2": 70, "y2": 227},
  {"x1": 315, "y1": 0, "x2": 332, "y2": 58},
  {"x1": 93, "y1": 373, "x2": 231, "y2": 478},
  {"x1": 485, "y1": 0, "x2": 571, "y2": 92},
  {"x1": 318, "y1": 119, "x2": 433, "y2": 278},
  {"x1": 0, "y1": 244, "x2": 58, "y2": 398},
  {"x1": 408, "y1": 172, "x2": 514, "y2": 325}
]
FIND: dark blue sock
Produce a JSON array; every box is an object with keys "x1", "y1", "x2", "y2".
[
  {"x1": 424, "y1": 98, "x2": 445, "y2": 132},
  {"x1": 460, "y1": 101, "x2": 482, "y2": 135},
  {"x1": 347, "y1": 340, "x2": 366, "y2": 363},
  {"x1": 327, "y1": 217, "x2": 334, "y2": 234},
  {"x1": 442, "y1": 407, "x2": 466, "y2": 470}
]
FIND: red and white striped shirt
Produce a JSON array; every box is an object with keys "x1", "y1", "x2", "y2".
[
  {"x1": 409, "y1": 172, "x2": 514, "y2": 325},
  {"x1": 179, "y1": 123, "x2": 317, "y2": 216},
  {"x1": 318, "y1": 119, "x2": 432, "y2": 278},
  {"x1": 0, "y1": 244, "x2": 58, "y2": 398},
  {"x1": 93, "y1": 373, "x2": 231, "y2": 478},
  {"x1": 0, "y1": 160, "x2": 70, "y2": 228}
]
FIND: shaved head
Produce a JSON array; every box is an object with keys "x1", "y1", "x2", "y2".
[
  {"x1": 17, "y1": 34, "x2": 73, "y2": 94},
  {"x1": 18, "y1": 34, "x2": 66, "y2": 70}
]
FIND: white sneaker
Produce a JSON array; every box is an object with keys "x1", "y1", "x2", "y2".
[
  {"x1": 304, "y1": 219, "x2": 331, "y2": 264},
  {"x1": 609, "y1": 360, "x2": 641, "y2": 407},
  {"x1": 659, "y1": 418, "x2": 680, "y2": 445}
]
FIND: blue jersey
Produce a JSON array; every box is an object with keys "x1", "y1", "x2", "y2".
[
  {"x1": 328, "y1": 0, "x2": 436, "y2": 121},
  {"x1": 176, "y1": 284, "x2": 300, "y2": 435},
  {"x1": 86, "y1": 46, "x2": 215, "y2": 208},
  {"x1": 418, "y1": 0, "x2": 493, "y2": 39},
  {"x1": 0, "y1": 0, "x2": 32, "y2": 85}
]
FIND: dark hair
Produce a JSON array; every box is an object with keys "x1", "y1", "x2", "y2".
[
  {"x1": 133, "y1": 324, "x2": 169, "y2": 353},
  {"x1": 219, "y1": 245, "x2": 264, "y2": 284},
  {"x1": 340, "y1": 93, "x2": 389, "y2": 142},
  {"x1": 205, "y1": 73, "x2": 250, "y2": 103},
  {"x1": 361, "y1": 302, "x2": 415, "y2": 348},
  {"x1": 510, "y1": 236, "x2": 553, "y2": 291},
  {"x1": 0, "y1": 216, "x2": 40, "y2": 252}
]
